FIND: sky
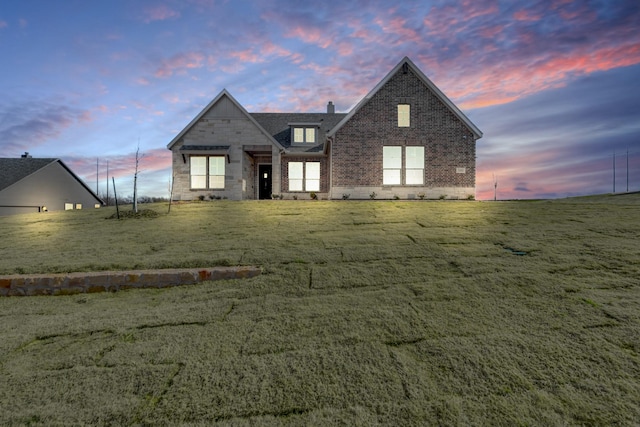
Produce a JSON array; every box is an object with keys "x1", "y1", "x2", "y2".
[{"x1": 1, "y1": 0, "x2": 639, "y2": 200}]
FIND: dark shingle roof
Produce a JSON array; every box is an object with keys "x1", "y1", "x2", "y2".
[
  {"x1": 251, "y1": 113, "x2": 346, "y2": 153},
  {"x1": 180, "y1": 145, "x2": 230, "y2": 151},
  {"x1": 0, "y1": 158, "x2": 57, "y2": 191}
]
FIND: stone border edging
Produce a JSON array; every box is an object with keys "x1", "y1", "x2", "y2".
[{"x1": 0, "y1": 266, "x2": 261, "y2": 297}]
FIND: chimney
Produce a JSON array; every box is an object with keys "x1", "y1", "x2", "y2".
[
  {"x1": 21, "y1": 152, "x2": 31, "y2": 158},
  {"x1": 327, "y1": 101, "x2": 335, "y2": 114}
]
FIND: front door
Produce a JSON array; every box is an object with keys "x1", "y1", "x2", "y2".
[{"x1": 258, "y1": 164, "x2": 272, "y2": 199}]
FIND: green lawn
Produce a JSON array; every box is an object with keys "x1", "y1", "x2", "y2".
[{"x1": 1, "y1": 196, "x2": 639, "y2": 425}]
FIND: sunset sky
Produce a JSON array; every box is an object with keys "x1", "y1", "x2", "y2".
[{"x1": 1, "y1": 0, "x2": 639, "y2": 200}]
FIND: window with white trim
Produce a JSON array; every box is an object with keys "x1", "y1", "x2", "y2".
[
  {"x1": 288, "y1": 161, "x2": 320, "y2": 192},
  {"x1": 292, "y1": 127, "x2": 317, "y2": 144},
  {"x1": 190, "y1": 156, "x2": 225, "y2": 189},
  {"x1": 405, "y1": 146, "x2": 425, "y2": 185},
  {"x1": 398, "y1": 104, "x2": 410, "y2": 127},
  {"x1": 383, "y1": 146, "x2": 402, "y2": 185},
  {"x1": 383, "y1": 146, "x2": 424, "y2": 185}
]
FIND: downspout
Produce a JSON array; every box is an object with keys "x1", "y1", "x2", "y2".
[{"x1": 328, "y1": 136, "x2": 334, "y2": 200}]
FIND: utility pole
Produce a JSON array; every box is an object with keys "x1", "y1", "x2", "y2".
[
  {"x1": 613, "y1": 151, "x2": 616, "y2": 193},
  {"x1": 627, "y1": 148, "x2": 629, "y2": 193},
  {"x1": 106, "y1": 160, "x2": 110, "y2": 206}
]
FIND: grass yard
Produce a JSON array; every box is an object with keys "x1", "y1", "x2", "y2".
[{"x1": 0, "y1": 195, "x2": 639, "y2": 425}]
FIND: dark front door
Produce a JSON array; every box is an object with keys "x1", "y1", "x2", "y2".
[{"x1": 258, "y1": 164, "x2": 272, "y2": 199}]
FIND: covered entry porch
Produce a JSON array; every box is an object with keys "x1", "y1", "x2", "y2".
[{"x1": 243, "y1": 145, "x2": 281, "y2": 200}]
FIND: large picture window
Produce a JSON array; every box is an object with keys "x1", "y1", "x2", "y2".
[
  {"x1": 383, "y1": 146, "x2": 424, "y2": 185},
  {"x1": 190, "y1": 156, "x2": 225, "y2": 189},
  {"x1": 288, "y1": 161, "x2": 320, "y2": 192}
]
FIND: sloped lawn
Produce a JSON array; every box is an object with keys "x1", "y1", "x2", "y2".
[{"x1": 1, "y1": 196, "x2": 639, "y2": 425}]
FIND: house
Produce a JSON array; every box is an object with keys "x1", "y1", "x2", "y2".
[
  {"x1": 0, "y1": 154, "x2": 103, "y2": 216},
  {"x1": 167, "y1": 57, "x2": 482, "y2": 201}
]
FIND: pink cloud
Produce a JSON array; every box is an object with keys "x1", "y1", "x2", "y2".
[
  {"x1": 66, "y1": 149, "x2": 172, "y2": 186},
  {"x1": 225, "y1": 41, "x2": 301, "y2": 70},
  {"x1": 155, "y1": 51, "x2": 205, "y2": 78},
  {"x1": 0, "y1": 21, "x2": 7, "y2": 29},
  {"x1": 229, "y1": 48, "x2": 262, "y2": 64},
  {"x1": 374, "y1": 16, "x2": 423, "y2": 45},
  {"x1": 142, "y1": 5, "x2": 180, "y2": 23},
  {"x1": 513, "y1": 9, "x2": 542, "y2": 22},
  {"x1": 430, "y1": 40, "x2": 640, "y2": 110},
  {"x1": 285, "y1": 26, "x2": 333, "y2": 49}
]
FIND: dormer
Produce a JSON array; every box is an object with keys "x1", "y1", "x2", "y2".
[{"x1": 289, "y1": 122, "x2": 321, "y2": 146}]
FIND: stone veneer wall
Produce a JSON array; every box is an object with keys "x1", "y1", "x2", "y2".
[
  {"x1": 170, "y1": 96, "x2": 278, "y2": 201},
  {"x1": 0, "y1": 267, "x2": 261, "y2": 297}
]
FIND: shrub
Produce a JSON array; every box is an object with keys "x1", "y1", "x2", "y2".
[
  {"x1": 342, "y1": 193, "x2": 351, "y2": 200},
  {"x1": 439, "y1": 194, "x2": 447, "y2": 200},
  {"x1": 393, "y1": 195, "x2": 400, "y2": 200},
  {"x1": 369, "y1": 191, "x2": 377, "y2": 200},
  {"x1": 198, "y1": 195, "x2": 205, "y2": 201},
  {"x1": 418, "y1": 193, "x2": 425, "y2": 200},
  {"x1": 310, "y1": 192, "x2": 318, "y2": 200},
  {"x1": 466, "y1": 194, "x2": 475, "y2": 200}
]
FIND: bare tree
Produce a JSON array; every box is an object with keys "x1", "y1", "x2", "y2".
[
  {"x1": 133, "y1": 143, "x2": 143, "y2": 213},
  {"x1": 168, "y1": 172, "x2": 175, "y2": 213},
  {"x1": 493, "y1": 173, "x2": 498, "y2": 201}
]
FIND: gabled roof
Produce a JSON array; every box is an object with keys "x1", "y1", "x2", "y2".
[
  {"x1": 0, "y1": 157, "x2": 103, "y2": 204},
  {"x1": 166, "y1": 89, "x2": 284, "y2": 151},
  {"x1": 0, "y1": 158, "x2": 56, "y2": 191},
  {"x1": 327, "y1": 56, "x2": 483, "y2": 139},
  {"x1": 251, "y1": 113, "x2": 346, "y2": 154}
]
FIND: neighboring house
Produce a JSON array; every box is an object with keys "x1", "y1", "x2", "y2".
[
  {"x1": 0, "y1": 155, "x2": 103, "y2": 216},
  {"x1": 167, "y1": 56, "x2": 482, "y2": 201}
]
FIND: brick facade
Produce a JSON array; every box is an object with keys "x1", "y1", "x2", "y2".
[
  {"x1": 331, "y1": 66, "x2": 477, "y2": 199},
  {"x1": 168, "y1": 58, "x2": 481, "y2": 201},
  {"x1": 280, "y1": 155, "x2": 329, "y2": 198}
]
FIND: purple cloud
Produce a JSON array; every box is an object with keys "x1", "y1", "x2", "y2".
[{"x1": 0, "y1": 101, "x2": 92, "y2": 156}]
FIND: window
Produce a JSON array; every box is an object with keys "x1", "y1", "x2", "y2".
[
  {"x1": 305, "y1": 162, "x2": 320, "y2": 191},
  {"x1": 405, "y1": 146, "x2": 425, "y2": 185},
  {"x1": 190, "y1": 156, "x2": 225, "y2": 189},
  {"x1": 64, "y1": 203, "x2": 74, "y2": 210},
  {"x1": 292, "y1": 127, "x2": 317, "y2": 144},
  {"x1": 288, "y1": 162, "x2": 320, "y2": 192},
  {"x1": 75, "y1": 204, "x2": 83, "y2": 210},
  {"x1": 398, "y1": 104, "x2": 410, "y2": 127},
  {"x1": 383, "y1": 146, "x2": 402, "y2": 185},
  {"x1": 289, "y1": 162, "x2": 303, "y2": 191},
  {"x1": 383, "y1": 146, "x2": 424, "y2": 185},
  {"x1": 208, "y1": 157, "x2": 225, "y2": 189}
]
